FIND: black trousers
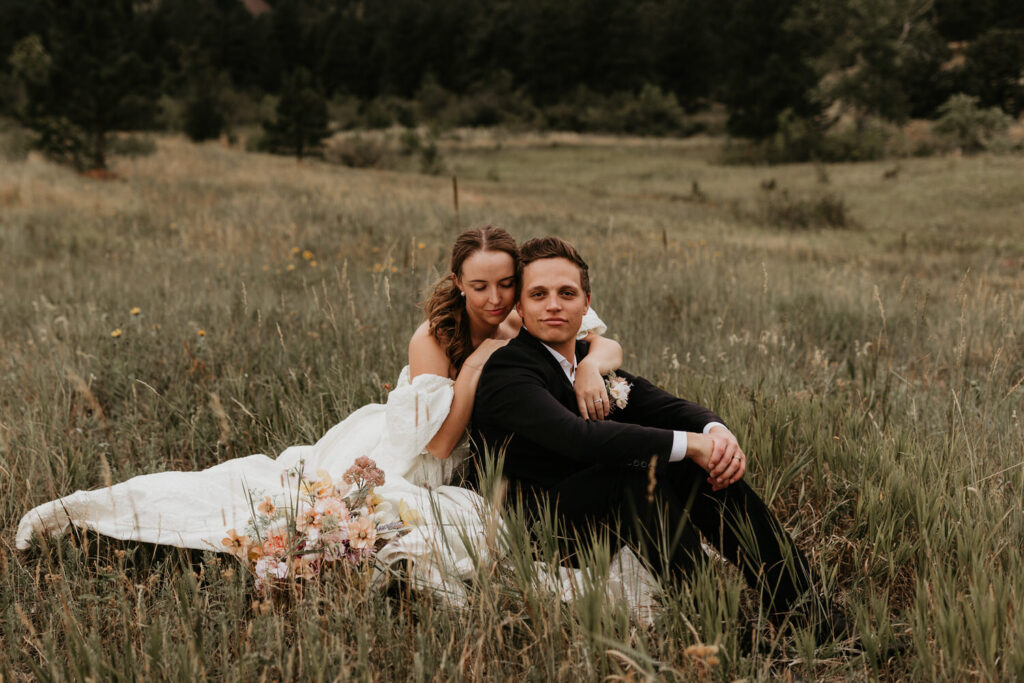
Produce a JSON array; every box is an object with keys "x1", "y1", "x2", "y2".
[
  {"x1": 520, "y1": 458, "x2": 814, "y2": 620},
  {"x1": 516, "y1": 374, "x2": 815, "y2": 619}
]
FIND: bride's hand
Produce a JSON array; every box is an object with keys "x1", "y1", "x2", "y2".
[
  {"x1": 575, "y1": 358, "x2": 610, "y2": 420},
  {"x1": 463, "y1": 338, "x2": 509, "y2": 372}
]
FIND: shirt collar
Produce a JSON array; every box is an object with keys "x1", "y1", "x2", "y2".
[{"x1": 539, "y1": 341, "x2": 577, "y2": 384}]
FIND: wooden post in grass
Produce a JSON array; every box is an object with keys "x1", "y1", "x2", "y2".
[{"x1": 452, "y1": 174, "x2": 460, "y2": 229}]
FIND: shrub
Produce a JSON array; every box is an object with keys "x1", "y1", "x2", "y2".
[
  {"x1": 323, "y1": 134, "x2": 389, "y2": 168},
  {"x1": 414, "y1": 74, "x2": 453, "y2": 121},
  {"x1": 183, "y1": 94, "x2": 225, "y2": 142},
  {"x1": 543, "y1": 84, "x2": 691, "y2": 137},
  {"x1": 620, "y1": 84, "x2": 688, "y2": 136},
  {"x1": 399, "y1": 128, "x2": 421, "y2": 155},
  {"x1": 418, "y1": 138, "x2": 444, "y2": 175},
  {"x1": 30, "y1": 115, "x2": 89, "y2": 170},
  {"x1": 363, "y1": 97, "x2": 418, "y2": 129},
  {"x1": 933, "y1": 93, "x2": 1013, "y2": 153},
  {"x1": 758, "y1": 188, "x2": 856, "y2": 230},
  {"x1": 108, "y1": 134, "x2": 156, "y2": 158},
  {"x1": 155, "y1": 95, "x2": 185, "y2": 131},
  {"x1": 448, "y1": 71, "x2": 538, "y2": 128},
  {"x1": 328, "y1": 95, "x2": 362, "y2": 130},
  {"x1": 820, "y1": 123, "x2": 888, "y2": 162},
  {"x1": 0, "y1": 118, "x2": 33, "y2": 161}
]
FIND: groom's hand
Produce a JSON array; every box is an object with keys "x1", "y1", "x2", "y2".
[{"x1": 706, "y1": 426, "x2": 746, "y2": 490}]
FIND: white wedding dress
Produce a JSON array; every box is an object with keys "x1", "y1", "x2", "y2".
[{"x1": 16, "y1": 309, "x2": 658, "y2": 616}]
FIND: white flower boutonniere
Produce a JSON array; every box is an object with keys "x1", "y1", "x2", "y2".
[{"x1": 604, "y1": 372, "x2": 631, "y2": 411}]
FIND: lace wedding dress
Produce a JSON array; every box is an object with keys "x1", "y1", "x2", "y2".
[{"x1": 16, "y1": 309, "x2": 658, "y2": 616}]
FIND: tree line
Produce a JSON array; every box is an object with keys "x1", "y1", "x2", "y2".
[{"x1": 1, "y1": 0, "x2": 1021, "y2": 169}]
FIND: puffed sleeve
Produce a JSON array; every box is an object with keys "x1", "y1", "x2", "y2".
[{"x1": 576, "y1": 306, "x2": 607, "y2": 340}]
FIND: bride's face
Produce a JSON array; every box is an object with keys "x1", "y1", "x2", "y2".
[{"x1": 455, "y1": 250, "x2": 516, "y2": 329}]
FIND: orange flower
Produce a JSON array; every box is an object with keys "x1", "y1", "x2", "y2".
[
  {"x1": 220, "y1": 528, "x2": 250, "y2": 558},
  {"x1": 197, "y1": 329, "x2": 206, "y2": 337},
  {"x1": 129, "y1": 307, "x2": 141, "y2": 315},
  {"x1": 295, "y1": 504, "x2": 321, "y2": 532},
  {"x1": 110, "y1": 328, "x2": 123, "y2": 338},
  {"x1": 257, "y1": 496, "x2": 276, "y2": 516}
]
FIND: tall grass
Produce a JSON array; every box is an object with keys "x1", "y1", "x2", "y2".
[{"x1": 1, "y1": 135, "x2": 1022, "y2": 680}]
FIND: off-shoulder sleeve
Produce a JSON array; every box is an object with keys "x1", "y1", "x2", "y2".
[{"x1": 576, "y1": 306, "x2": 608, "y2": 340}]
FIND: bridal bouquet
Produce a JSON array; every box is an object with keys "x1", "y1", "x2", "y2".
[{"x1": 222, "y1": 456, "x2": 419, "y2": 595}]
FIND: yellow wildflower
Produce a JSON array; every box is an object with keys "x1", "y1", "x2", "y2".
[
  {"x1": 398, "y1": 500, "x2": 421, "y2": 526},
  {"x1": 130, "y1": 307, "x2": 141, "y2": 316},
  {"x1": 310, "y1": 260, "x2": 318, "y2": 267},
  {"x1": 110, "y1": 328, "x2": 123, "y2": 338},
  {"x1": 291, "y1": 246, "x2": 300, "y2": 255},
  {"x1": 365, "y1": 490, "x2": 385, "y2": 513},
  {"x1": 302, "y1": 250, "x2": 313, "y2": 260},
  {"x1": 286, "y1": 264, "x2": 296, "y2": 271},
  {"x1": 417, "y1": 242, "x2": 426, "y2": 249},
  {"x1": 197, "y1": 329, "x2": 206, "y2": 337},
  {"x1": 390, "y1": 266, "x2": 398, "y2": 273}
]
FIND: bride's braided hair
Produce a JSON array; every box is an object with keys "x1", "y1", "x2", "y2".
[{"x1": 424, "y1": 225, "x2": 518, "y2": 371}]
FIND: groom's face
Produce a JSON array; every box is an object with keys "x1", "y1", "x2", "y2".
[{"x1": 516, "y1": 257, "x2": 591, "y2": 348}]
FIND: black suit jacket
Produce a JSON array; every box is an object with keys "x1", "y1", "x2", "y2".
[{"x1": 472, "y1": 327, "x2": 723, "y2": 492}]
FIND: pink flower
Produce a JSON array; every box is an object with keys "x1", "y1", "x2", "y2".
[
  {"x1": 295, "y1": 503, "x2": 321, "y2": 532},
  {"x1": 255, "y1": 557, "x2": 289, "y2": 581},
  {"x1": 260, "y1": 532, "x2": 288, "y2": 559},
  {"x1": 348, "y1": 516, "x2": 377, "y2": 550},
  {"x1": 342, "y1": 457, "x2": 386, "y2": 487},
  {"x1": 315, "y1": 497, "x2": 349, "y2": 521}
]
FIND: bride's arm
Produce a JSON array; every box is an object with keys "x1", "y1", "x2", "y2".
[
  {"x1": 575, "y1": 334, "x2": 622, "y2": 420},
  {"x1": 408, "y1": 323, "x2": 506, "y2": 460}
]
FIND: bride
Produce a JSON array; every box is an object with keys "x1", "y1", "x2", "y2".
[{"x1": 15, "y1": 225, "x2": 625, "y2": 602}]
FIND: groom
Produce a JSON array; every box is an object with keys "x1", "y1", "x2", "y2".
[{"x1": 472, "y1": 236, "x2": 821, "y2": 626}]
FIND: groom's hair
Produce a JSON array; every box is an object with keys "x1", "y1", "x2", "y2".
[{"x1": 517, "y1": 237, "x2": 590, "y2": 298}]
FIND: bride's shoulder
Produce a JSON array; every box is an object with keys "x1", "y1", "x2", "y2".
[
  {"x1": 408, "y1": 320, "x2": 455, "y2": 379},
  {"x1": 409, "y1": 320, "x2": 440, "y2": 351}
]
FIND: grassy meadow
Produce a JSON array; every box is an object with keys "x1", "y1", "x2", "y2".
[{"x1": 1, "y1": 130, "x2": 1022, "y2": 680}]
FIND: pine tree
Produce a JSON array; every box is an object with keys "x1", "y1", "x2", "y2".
[
  {"x1": 18, "y1": 0, "x2": 155, "y2": 170},
  {"x1": 263, "y1": 67, "x2": 330, "y2": 160}
]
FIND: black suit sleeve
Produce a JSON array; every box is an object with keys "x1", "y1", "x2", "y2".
[
  {"x1": 475, "y1": 347, "x2": 675, "y2": 468},
  {"x1": 612, "y1": 371, "x2": 725, "y2": 433}
]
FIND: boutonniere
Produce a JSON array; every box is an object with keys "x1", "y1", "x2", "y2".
[{"x1": 604, "y1": 372, "x2": 631, "y2": 411}]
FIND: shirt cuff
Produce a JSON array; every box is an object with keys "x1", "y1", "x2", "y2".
[
  {"x1": 703, "y1": 422, "x2": 728, "y2": 435},
  {"x1": 669, "y1": 431, "x2": 688, "y2": 462}
]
